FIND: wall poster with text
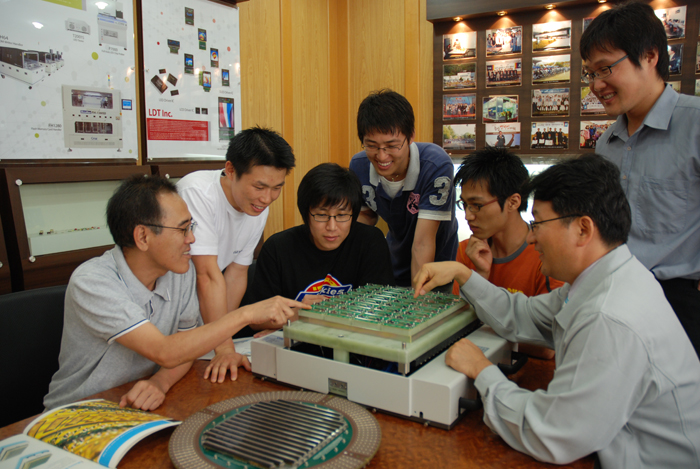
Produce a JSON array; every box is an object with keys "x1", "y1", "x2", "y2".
[
  {"x1": 0, "y1": 0, "x2": 138, "y2": 160},
  {"x1": 142, "y1": 0, "x2": 241, "y2": 160}
]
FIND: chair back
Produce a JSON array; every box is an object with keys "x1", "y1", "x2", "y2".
[{"x1": 0, "y1": 285, "x2": 67, "y2": 427}]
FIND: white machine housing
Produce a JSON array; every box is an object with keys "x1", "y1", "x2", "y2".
[
  {"x1": 252, "y1": 325, "x2": 511, "y2": 429},
  {"x1": 97, "y1": 13, "x2": 128, "y2": 50},
  {"x1": 62, "y1": 84, "x2": 123, "y2": 149},
  {"x1": 0, "y1": 49, "x2": 46, "y2": 87},
  {"x1": 65, "y1": 18, "x2": 91, "y2": 35}
]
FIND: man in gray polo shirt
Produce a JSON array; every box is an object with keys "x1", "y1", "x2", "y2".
[{"x1": 44, "y1": 175, "x2": 305, "y2": 411}]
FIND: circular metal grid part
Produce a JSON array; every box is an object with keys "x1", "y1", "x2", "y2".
[{"x1": 169, "y1": 391, "x2": 381, "y2": 469}]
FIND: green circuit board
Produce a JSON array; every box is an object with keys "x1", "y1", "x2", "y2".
[{"x1": 299, "y1": 284, "x2": 465, "y2": 338}]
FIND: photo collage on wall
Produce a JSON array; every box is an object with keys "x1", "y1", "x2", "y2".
[{"x1": 440, "y1": 4, "x2": 698, "y2": 154}]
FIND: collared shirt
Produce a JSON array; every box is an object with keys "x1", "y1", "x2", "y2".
[
  {"x1": 595, "y1": 85, "x2": 700, "y2": 281},
  {"x1": 44, "y1": 246, "x2": 201, "y2": 409},
  {"x1": 460, "y1": 245, "x2": 700, "y2": 468}
]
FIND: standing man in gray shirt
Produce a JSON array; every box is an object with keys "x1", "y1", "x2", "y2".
[
  {"x1": 581, "y1": 2, "x2": 700, "y2": 356},
  {"x1": 44, "y1": 175, "x2": 305, "y2": 410}
]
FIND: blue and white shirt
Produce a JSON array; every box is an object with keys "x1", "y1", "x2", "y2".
[{"x1": 350, "y1": 142, "x2": 458, "y2": 285}]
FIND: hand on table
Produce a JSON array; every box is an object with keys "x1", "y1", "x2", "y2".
[
  {"x1": 204, "y1": 345, "x2": 251, "y2": 383},
  {"x1": 119, "y1": 379, "x2": 166, "y2": 411}
]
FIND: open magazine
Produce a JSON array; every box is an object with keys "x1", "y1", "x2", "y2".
[{"x1": 0, "y1": 399, "x2": 179, "y2": 468}]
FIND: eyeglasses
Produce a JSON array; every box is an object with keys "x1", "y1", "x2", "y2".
[
  {"x1": 581, "y1": 55, "x2": 628, "y2": 83},
  {"x1": 310, "y1": 213, "x2": 352, "y2": 223},
  {"x1": 143, "y1": 220, "x2": 198, "y2": 236},
  {"x1": 528, "y1": 215, "x2": 582, "y2": 230},
  {"x1": 456, "y1": 198, "x2": 499, "y2": 213},
  {"x1": 362, "y1": 137, "x2": 407, "y2": 155}
]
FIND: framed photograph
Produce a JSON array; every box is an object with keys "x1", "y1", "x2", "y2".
[
  {"x1": 532, "y1": 88, "x2": 569, "y2": 117},
  {"x1": 443, "y1": 94, "x2": 476, "y2": 120},
  {"x1": 482, "y1": 95, "x2": 519, "y2": 123},
  {"x1": 696, "y1": 79, "x2": 700, "y2": 97},
  {"x1": 583, "y1": 17, "x2": 595, "y2": 32},
  {"x1": 443, "y1": 32, "x2": 476, "y2": 60},
  {"x1": 532, "y1": 20, "x2": 571, "y2": 52},
  {"x1": 533, "y1": 55, "x2": 570, "y2": 84},
  {"x1": 485, "y1": 123, "x2": 520, "y2": 149},
  {"x1": 530, "y1": 122, "x2": 568, "y2": 150},
  {"x1": 443, "y1": 124, "x2": 476, "y2": 151},
  {"x1": 696, "y1": 42, "x2": 700, "y2": 73},
  {"x1": 443, "y1": 63, "x2": 476, "y2": 90},
  {"x1": 668, "y1": 81, "x2": 681, "y2": 92},
  {"x1": 486, "y1": 58, "x2": 522, "y2": 87},
  {"x1": 668, "y1": 44, "x2": 683, "y2": 75},
  {"x1": 581, "y1": 87, "x2": 606, "y2": 116},
  {"x1": 485, "y1": 26, "x2": 522, "y2": 56},
  {"x1": 654, "y1": 6, "x2": 686, "y2": 39},
  {"x1": 580, "y1": 120, "x2": 615, "y2": 149}
]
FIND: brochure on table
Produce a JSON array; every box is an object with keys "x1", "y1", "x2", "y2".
[
  {"x1": 142, "y1": 0, "x2": 241, "y2": 160},
  {"x1": 0, "y1": 400, "x2": 179, "y2": 468},
  {"x1": 0, "y1": 0, "x2": 138, "y2": 160}
]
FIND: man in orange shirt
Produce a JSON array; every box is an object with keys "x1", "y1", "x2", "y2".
[{"x1": 452, "y1": 147, "x2": 563, "y2": 357}]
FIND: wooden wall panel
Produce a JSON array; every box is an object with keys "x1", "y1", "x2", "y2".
[
  {"x1": 347, "y1": 0, "x2": 407, "y2": 159},
  {"x1": 239, "y1": 0, "x2": 433, "y2": 236},
  {"x1": 290, "y1": 1, "x2": 332, "y2": 226},
  {"x1": 239, "y1": 0, "x2": 286, "y2": 238}
]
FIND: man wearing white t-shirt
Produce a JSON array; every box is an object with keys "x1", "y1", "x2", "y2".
[{"x1": 177, "y1": 126, "x2": 295, "y2": 383}]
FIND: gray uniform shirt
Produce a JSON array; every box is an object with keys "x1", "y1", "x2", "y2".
[
  {"x1": 595, "y1": 85, "x2": 700, "y2": 281},
  {"x1": 44, "y1": 246, "x2": 201, "y2": 410},
  {"x1": 460, "y1": 245, "x2": 700, "y2": 468}
]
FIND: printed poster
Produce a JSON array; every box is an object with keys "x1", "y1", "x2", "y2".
[
  {"x1": 142, "y1": 0, "x2": 241, "y2": 160},
  {"x1": 0, "y1": 0, "x2": 138, "y2": 160}
]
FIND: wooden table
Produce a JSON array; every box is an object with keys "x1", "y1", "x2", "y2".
[{"x1": 0, "y1": 359, "x2": 594, "y2": 468}]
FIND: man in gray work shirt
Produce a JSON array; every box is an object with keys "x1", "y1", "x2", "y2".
[
  {"x1": 415, "y1": 155, "x2": 700, "y2": 468},
  {"x1": 44, "y1": 175, "x2": 305, "y2": 410},
  {"x1": 581, "y1": 2, "x2": 700, "y2": 356}
]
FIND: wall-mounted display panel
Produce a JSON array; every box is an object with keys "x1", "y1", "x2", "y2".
[
  {"x1": 581, "y1": 87, "x2": 606, "y2": 116},
  {"x1": 532, "y1": 88, "x2": 569, "y2": 117},
  {"x1": 532, "y1": 20, "x2": 571, "y2": 52},
  {"x1": 485, "y1": 123, "x2": 520, "y2": 149},
  {"x1": 142, "y1": 0, "x2": 241, "y2": 160},
  {"x1": 532, "y1": 55, "x2": 570, "y2": 85},
  {"x1": 485, "y1": 26, "x2": 522, "y2": 56},
  {"x1": 443, "y1": 94, "x2": 476, "y2": 120},
  {"x1": 482, "y1": 95, "x2": 518, "y2": 123},
  {"x1": 485, "y1": 58, "x2": 521, "y2": 87},
  {"x1": 443, "y1": 63, "x2": 476, "y2": 90},
  {"x1": 654, "y1": 6, "x2": 686, "y2": 39},
  {"x1": 580, "y1": 120, "x2": 615, "y2": 150},
  {"x1": 443, "y1": 124, "x2": 475, "y2": 151},
  {"x1": 530, "y1": 122, "x2": 569, "y2": 150},
  {"x1": 0, "y1": 0, "x2": 138, "y2": 160},
  {"x1": 443, "y1": 32, "x2": 476, "y2": 60},
  {"x1": 1, "y1": 166, "x2": 150, "y2": 291}
]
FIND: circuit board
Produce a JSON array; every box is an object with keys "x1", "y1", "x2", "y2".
[{"x1": 298, "y1": 284, "x2": 466, "y2": 342}]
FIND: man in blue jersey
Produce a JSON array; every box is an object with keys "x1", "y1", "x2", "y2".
[{"x1": 349, "y1": 89, "x2": 458, "y2": 289}]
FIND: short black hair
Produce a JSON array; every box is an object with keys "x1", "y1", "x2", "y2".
[
  {"x1": 356, "y1": 89, "x2": 415, "y2": 143},
  {"x1": 526, "y1": 155, "x2": 630, "y2": 246},
  {"x1": 580, "y1": 2, "x2": 669, "y2": 81},
  {"x1": 107, "y1": 174, "x2": 178, "y2": 248},
  {"x1": 454, "y1": 148, "x2": 529, "y2": 212},
  {"x1": 297, "y1": 163, "x2": 363, "y2": 225},
  {"x1": 225, "y1": 125, "x2": 296, "y2": 177}
]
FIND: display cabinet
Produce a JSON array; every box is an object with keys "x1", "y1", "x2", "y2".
[
  {"x1": 150, "y1": 161, "x2": 225, "y2": 181},
  {"x1": 0, "y1": 166, "x2": 150, "y2": 291},
  {"x1": 0, "y1": 215, "x2": 11, "y2": 294}
]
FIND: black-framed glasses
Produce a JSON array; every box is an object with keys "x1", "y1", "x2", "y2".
[
  {"x1": 456, "y1": 198, "x2": 498, "y2": 213},
  {"x1": 528, "y1": 215, "x2": 582, "y2": 230},
  {"x1": 581, "y1": 55, "x2": 628, "y2": 83},
  {"x1": 309, "y1": 213, "x2": 352, "y2": 223},
  {"x1": 362, "y1": 137, "x2": 407, "y2": 155},
  {"x1": 143, "y1": 220, "x2": 198, "y2": 236}
]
